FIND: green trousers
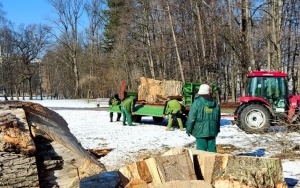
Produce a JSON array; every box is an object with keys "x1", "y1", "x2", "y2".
[
  {"x1": 196, "y1": 137, "x2": 216, "y2": 152},
  {"x1": 120, "y1": 107, "x2": 133, "y2": 126},
  {"x1": 166, "y1": 114, "x2": 183, "y2": 130}
]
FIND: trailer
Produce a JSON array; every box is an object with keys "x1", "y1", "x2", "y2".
[{"x1": 109, "y1": 81, "x2": 203, "y2": 123}]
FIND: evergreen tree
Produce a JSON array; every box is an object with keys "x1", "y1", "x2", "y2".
[{"x1": 102, "y1": 0, "x2": 125, "y2": 53}]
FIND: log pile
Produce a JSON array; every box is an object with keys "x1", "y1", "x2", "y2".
[
  {"x1": 118, "y1": 147, "x2": 287, "y2": 188},
  {"x1": 0, "y1": 101, "x2": 106, "y2": 188},
  {"x1": 137, "y1": 77, "x2": 183, "y2": 103}
]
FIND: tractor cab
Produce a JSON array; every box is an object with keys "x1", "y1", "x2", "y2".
[
  {"x1": 234, "y1": 71, "x2": 290, "y2": 133},
  {"x1": 244, "y1": 71, "x2": 288, "y2": 114}
]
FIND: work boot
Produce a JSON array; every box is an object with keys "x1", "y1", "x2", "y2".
[
  {"x1": 123, "y1": 122, "x2": 127, "y2": 126},
  {"x1": 116, "y1": 118, "x2": 120, "y2": 121},
  {"x1": 110, "y1": 118, "x2": 113, "y2": 122}
]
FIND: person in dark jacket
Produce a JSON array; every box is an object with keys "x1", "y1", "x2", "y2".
[
  {"x1": 109, "y1": 94, "x2": 121, "y2": 122},
  {"x1": 120, "y1": 96, "x2": 136, "y2": 126},
  {"x1": 163, "y1": 97, "x2": 184, "y2": 131},
  {"x1": 186, "y1": 84, "x2": 221, "y2": 152}
]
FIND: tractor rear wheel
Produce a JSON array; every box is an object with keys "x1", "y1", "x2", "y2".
[
  {"x1": 132, "y1": 115, "x2": 142, "y2": 123},
  {"x1": 239, "y1": 104, "x2": 271, "y2": 133}
]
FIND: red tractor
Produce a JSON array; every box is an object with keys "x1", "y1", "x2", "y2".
[{"x1": 234, "y1": 70, "x2": 300, "y2": 133}]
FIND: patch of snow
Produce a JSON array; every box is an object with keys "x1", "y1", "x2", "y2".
[{"x1": 2, "y1": 98, "x2": 299, "y2": 187}]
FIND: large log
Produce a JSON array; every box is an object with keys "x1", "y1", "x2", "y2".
[
  {"x1": 211, "y1": 155, "x2": 287, "y2": 188},
  {"x1": 119, "y1": 147, "x2": 287, "y2": 188},
  {"x1": 138, "y1": 77, "x2": 183, "y2": 103},
  {"x1": 0, "y1": 101, "x2": 106, "y2": 188},
  {"x1": 189, "y1": 148, "x2": 287, "y2": 188},
  {"x1": 119, "y1": 150, "x2": 196, "y2": 187}
]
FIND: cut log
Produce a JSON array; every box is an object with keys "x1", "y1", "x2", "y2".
[
  {"x1": 211, "y1": 155, "x2": 287, "y2": 188},
  {"x1": 120, "y1": 147, "x2": 288, "y2": 188},
  {"x1": 138, "y1": 77, "x2": 183, "y2": 103},
  {"x1": 0, "y1": 101, "x2": 106, "y2": 188},
  {"x1": 188, "y1": 148, "x2": 287, "y2": 188},
  {"x1": 119, "y1": 150, "x2": 196, "y2": 187}
]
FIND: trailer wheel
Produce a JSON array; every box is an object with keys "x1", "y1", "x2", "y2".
[
  {"x1": 153, "y1": 116, "x2": 164, "y2": 123},
  {"x1": 239, "y1": 104, "x2": 270, "y2": 133},
  {"x1": 132, "y1": 115, "x2": 142, "y2": 123}
]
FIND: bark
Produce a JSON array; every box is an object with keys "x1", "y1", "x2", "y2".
[
  {"x1": 195, "y1": 0, "x2": 205, "y2": 81},
  {"x1": 212, "y1": 155, "x2": 287, "y2": 188},
  {"x1": 166, "y1": 2, "x2": 185, "y2": 83},
  {"x1": 143, "y1": 2, "x2": 155, "y2": 79},
  {"x1": 0, "y1": 101, "x2": 106, "y2": 188}
]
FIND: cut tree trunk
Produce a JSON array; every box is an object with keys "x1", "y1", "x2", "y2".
[
  {"x1": 0, "y1": 101, "x2": 106, "y2": 188},
  {"x1": 118, "y1": 147, "x2": 287, "y2": 188},
  {"x1": 119, "y1": 150, "x2": 196, "y2": 187},
  {"x1": 138, "y1": 77, "x2": 183, "y2": 103},
  {"x1": 211, "y1": 155, "x2": 287, "y2": 188}
]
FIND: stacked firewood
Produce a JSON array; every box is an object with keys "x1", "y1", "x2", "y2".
[{"x1": 137, "y1": 77, "x2": 183, "y2": 103}]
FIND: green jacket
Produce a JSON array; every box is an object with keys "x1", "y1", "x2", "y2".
[
  {"x1": 109, "y1": 97, "x2": 121, "y2": 109},
  {"x1": 186, "y1": 96, "x2": 220, "y2": 138},
  {"x1": 163, "y1": 99, "x2": 182, "y2": 115},
  {"x1": 120, "y1": 96, "x2": 136, "y2": 113}
]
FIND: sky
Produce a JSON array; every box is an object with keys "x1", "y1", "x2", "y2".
[
  {"x1": 1, "y1": 97, "x2": 300, "y2": 187},
  {"x1": 1, "y1": 0, "x2": 52, "y2": 26}
]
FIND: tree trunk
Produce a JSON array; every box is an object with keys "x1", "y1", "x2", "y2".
[
  {"x1": 143, "y1": 3, "x2": 155, "y2": 79},
  {"x1": 195, "y1": 0, "x2": 205, "y2": 82},
  {"x1": 0, "y1": 101, "x2": 106, "y2": 188},
  {"x1": 211, "y1": 155, "x2": 287, "y2": 188},
  {"x1": 166, "y1": 2, "x2": 185, "y2": 83}
]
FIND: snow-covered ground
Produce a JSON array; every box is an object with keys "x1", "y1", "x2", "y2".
[{"x1": 1, "y1": 98, "x2": 299, "y2": 187}]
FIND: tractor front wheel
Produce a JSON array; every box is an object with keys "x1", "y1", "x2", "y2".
[{"x1": 239, "y1": 104, "x2": 271, "y2": 133}]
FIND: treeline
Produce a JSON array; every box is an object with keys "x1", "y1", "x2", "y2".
[{"x1": 0, "y1": 0, "x2": 299, "y2": 101}]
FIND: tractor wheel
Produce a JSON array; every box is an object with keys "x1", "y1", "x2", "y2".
[
  {"x1": 239, "y1": 104, "x2": 271, "y2": 133},
  {"x1": 153, "y1": 116, "x2": 164, "y2": 123},
  {"x1": 132, "y1": 115, "x2": 142, "y2": 123}
]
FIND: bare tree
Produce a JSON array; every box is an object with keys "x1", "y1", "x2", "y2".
[
  {"x1": 48, "y1": 0, "x2": 86, "y2": 98},
  {"x1": 84, "y1": 0, "x2": 106, "y2": 100},
  {"x1": 12, "y1": 24, "x2": 51, "y2": 100},
  {"x1": 166, "y1": 1, "x2": 185, "y2": 83}
]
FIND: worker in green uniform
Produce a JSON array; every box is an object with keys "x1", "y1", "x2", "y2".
[
  {"x1": 120, "y1": 96, "x2": 136, "y2": 126},
  {"x1": 109, "y1": 94, "x2": 121, "y2": 122},
  {"x1": 163, "y1": 97, "x2": 184, "y2": 131},
  {"x1": 186, "y1": 84, "x2": 221, "y2": 152}
]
